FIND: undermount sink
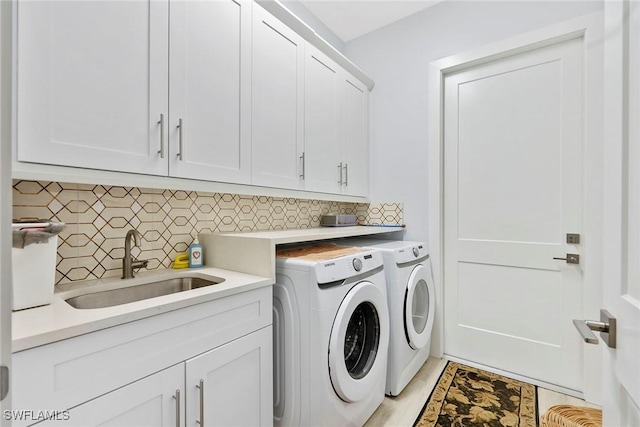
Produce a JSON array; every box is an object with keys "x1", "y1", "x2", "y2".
[{"x1": 65, "y1": 276, "x2": 224, "y2": 309}]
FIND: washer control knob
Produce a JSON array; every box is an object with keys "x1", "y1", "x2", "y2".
[
  {"x1": 413, "y1": 247, "x2": 420, "y2": 257},
  {"x1": 352, "y1": 258, "x2": 363, "y2": 272}
]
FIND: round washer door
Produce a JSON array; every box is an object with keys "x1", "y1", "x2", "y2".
[
  {"x1": 328, "y1": 281, "x2": 389, "y2": 403},
  {"x1": 404, "y1": 264, "x2": 435, "y2": 350}
]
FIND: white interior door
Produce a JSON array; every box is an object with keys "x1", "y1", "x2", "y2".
[
  {"x1": 601, "y1": 0, "x2": 640, "y2": 424},
  {"x1": 443, "y1": 37, "x2": 585, "y2": 391}
]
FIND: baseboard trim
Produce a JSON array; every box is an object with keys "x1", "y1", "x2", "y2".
[{"x1": 444, "y1": 354, "x2": 584, "y2": 399}]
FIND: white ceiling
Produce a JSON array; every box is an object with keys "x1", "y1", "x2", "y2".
[{"x1": 298, "y1": 1, "x2": 441, "y2": 42}]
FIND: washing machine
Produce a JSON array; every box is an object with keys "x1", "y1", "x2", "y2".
[
  {"x1": 347, "y1": 239, "x2": 435, "y2": 397},
  {"x1": 273, "y1": 243, "x2": 390, "y2": 427}
]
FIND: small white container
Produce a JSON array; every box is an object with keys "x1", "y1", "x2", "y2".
[{"x1": 12, "y1": 224, "x2": 59, "y2": 311}]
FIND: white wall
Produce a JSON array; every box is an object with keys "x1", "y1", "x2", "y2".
[{"x1": 344, "y1": 0, "x2": 603, "y2": 242}]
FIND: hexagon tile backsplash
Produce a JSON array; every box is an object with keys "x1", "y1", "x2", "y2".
[{"x1": 12, "y1": 180, "x2": 404, "y2": 285}]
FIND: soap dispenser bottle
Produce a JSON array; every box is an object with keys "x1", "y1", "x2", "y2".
[{"x1": 188, "y1": 236, "x2": 203, "y2": 268}]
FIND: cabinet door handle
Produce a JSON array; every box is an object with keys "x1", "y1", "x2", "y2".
[
  {"x1": 196, "y1": 379, "x2": 204, "y2": 426},
  {"x1": 343, "y1": 163, "x2": 348, "y2": 186},
  {"x1": 172, "y1": 389, "x2": 180, "y2": 427},
  {"x1": 176, "y1": 118, "x2": 184, "y2": 161},
  {"x1": 158, "y1": 114, "x2": 165, "y2": 158},
  {"x1": 338, "y1": 162, "x2": 343, "y2": 185},
  {"x1": 299, "y1": 152, "x2": 305, "y2": 179}
]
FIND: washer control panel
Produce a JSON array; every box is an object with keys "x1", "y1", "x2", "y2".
[
  {"x1": 315, "y1": 250, "x2": 382, "y2": 284},
  {"x1": 343, "y1": 239, "x2": 430, "y2": 266}
]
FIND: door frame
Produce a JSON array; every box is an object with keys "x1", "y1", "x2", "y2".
[
  {"x1": 602, "y1": 0, "x2": 640, "y2": 423},
  {"x1": 427, "y1": 12, "x2": 603, "y2": 402},
  {"x1": 0, "y1": 0, "x2": 13, "y2": 419}
]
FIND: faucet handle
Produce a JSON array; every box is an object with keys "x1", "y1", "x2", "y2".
[{"x1": 132, "y1": 259, "x2": 149, "y2": 271}]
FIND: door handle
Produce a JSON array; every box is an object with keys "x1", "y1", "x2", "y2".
[
  {"x1": 176, "y1": 118, "x2": 184, "y2": 161},
  {"x1": 553, "y1": 253, "x2": 580, "y2": 264},
  {"x1": 172, "y1": 389, "x2": 180, "y2": 427},
  {"x1": 196, "y1": 379, "x2": 204, "y2": 426},
  {"x1": 157, "y1": 114, "x2": 165, "y2": 158},
  {"x1": 573, "y1": 309, "x2": 616, "y2": 348},
  {"x1": 343, "y1": 163, "x2": 348, "y2": 186}
]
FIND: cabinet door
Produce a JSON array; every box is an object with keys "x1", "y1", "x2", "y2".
[
  {"x1": 341, "y1": 74, "x2": 369, "y2": 196},
  {"x1": 16, "y1": 1, "x2": 168, "y2": 175},
  {"x1": 40, "y1": 364, "x2": 184, "y2": 427},
  {"x1": 252, "y1": 5, "x2": 304, "y2": 190},
  {"x1": 304, "y1": 46, "x2": 342, "y2": 194},
  {"x1": 185, "y1": 326, "x2": 272, "y2": 427},
  {"x1": 169, "y1": 0, "x2": 251, "y2": 183}
]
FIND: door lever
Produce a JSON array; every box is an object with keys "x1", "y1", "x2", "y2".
[
  {"x1": 573, "y1": 309, "x2": 616, "y2": 348},
  {"x1": 553, "y1": 253, "x2": 580, "y2": 264}
]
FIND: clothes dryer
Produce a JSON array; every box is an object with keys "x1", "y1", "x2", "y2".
[
  {"x1": 347, "y1": 239, "x2": 435, "y2": 396},
  {"x1": 273, "y1": 243, "x2": 389, "y2": 426}
]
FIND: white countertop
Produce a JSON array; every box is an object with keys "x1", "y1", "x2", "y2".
[
  {"x1": 12, "y1": 267, "x2": 273, "y2": 352},
  {"x1": 212, "y1": 225, "x2": 405, "y2": 244},
  {"x1": 199, "y1": 226, "x2": 406, "y2": 279},
  {"x1": 13, "y1": 226, "x2": 403, "y2": 353}
]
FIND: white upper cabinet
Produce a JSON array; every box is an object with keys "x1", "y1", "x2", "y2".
[
  {"x1": 169, "y1": 0, "x2": 251, "y2": 183},
  {"x1": 251, "y1": 4, "x2": 305, "y2": 190},
  {"x1": 304, "y1": 46, "x2": 342, "y2": 194},
  {"x1": 16, "y1": 1, "x2": 169, "y2": 176},
  {"x1": 340, "y1": 75, "x2": 369, "y2": 197},
  {"x1": 304, "y1": 45, "x2": 370, "y2": 197},
  {"x1": 15, "y1": 1, "x2": 371, "y2": 198}
]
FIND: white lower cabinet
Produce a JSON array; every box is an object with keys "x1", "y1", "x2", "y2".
[
  {"x1": 186, "y1": 327, "x2": 272, "y2": 427},
  {"x1": 12, "y1": 287, "x2": 273, "y2": 427},
  {"x1": 42, "y1": 327, "x2": 272, "y2": 427},
  {"x1": 41, "y1": 364, "x2": 184, "y2": 427}
]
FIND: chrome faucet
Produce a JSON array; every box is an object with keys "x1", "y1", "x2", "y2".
[{"x1": 122, "y1": 229, "x2": 149, "y2": 279}]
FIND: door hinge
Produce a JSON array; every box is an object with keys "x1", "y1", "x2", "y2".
[{"x1": 0, "y1": 365, "x2": 8, "y2": 401}]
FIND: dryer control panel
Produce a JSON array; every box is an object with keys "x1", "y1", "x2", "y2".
[
  {"x1": 394, "y1": 244, "x2": 428, "y2": 265},
  {"x1": 315, "y1": 250, "x2": 383, "y2": 285}
]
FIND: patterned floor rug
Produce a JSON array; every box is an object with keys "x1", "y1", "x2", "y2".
[{"x1": 413, "y1": 362, "x2": 537, "y2": 427}]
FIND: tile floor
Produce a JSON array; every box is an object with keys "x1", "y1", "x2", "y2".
[{"x1": 364, "y1": 357, "x2": 601, "y2": 426}]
